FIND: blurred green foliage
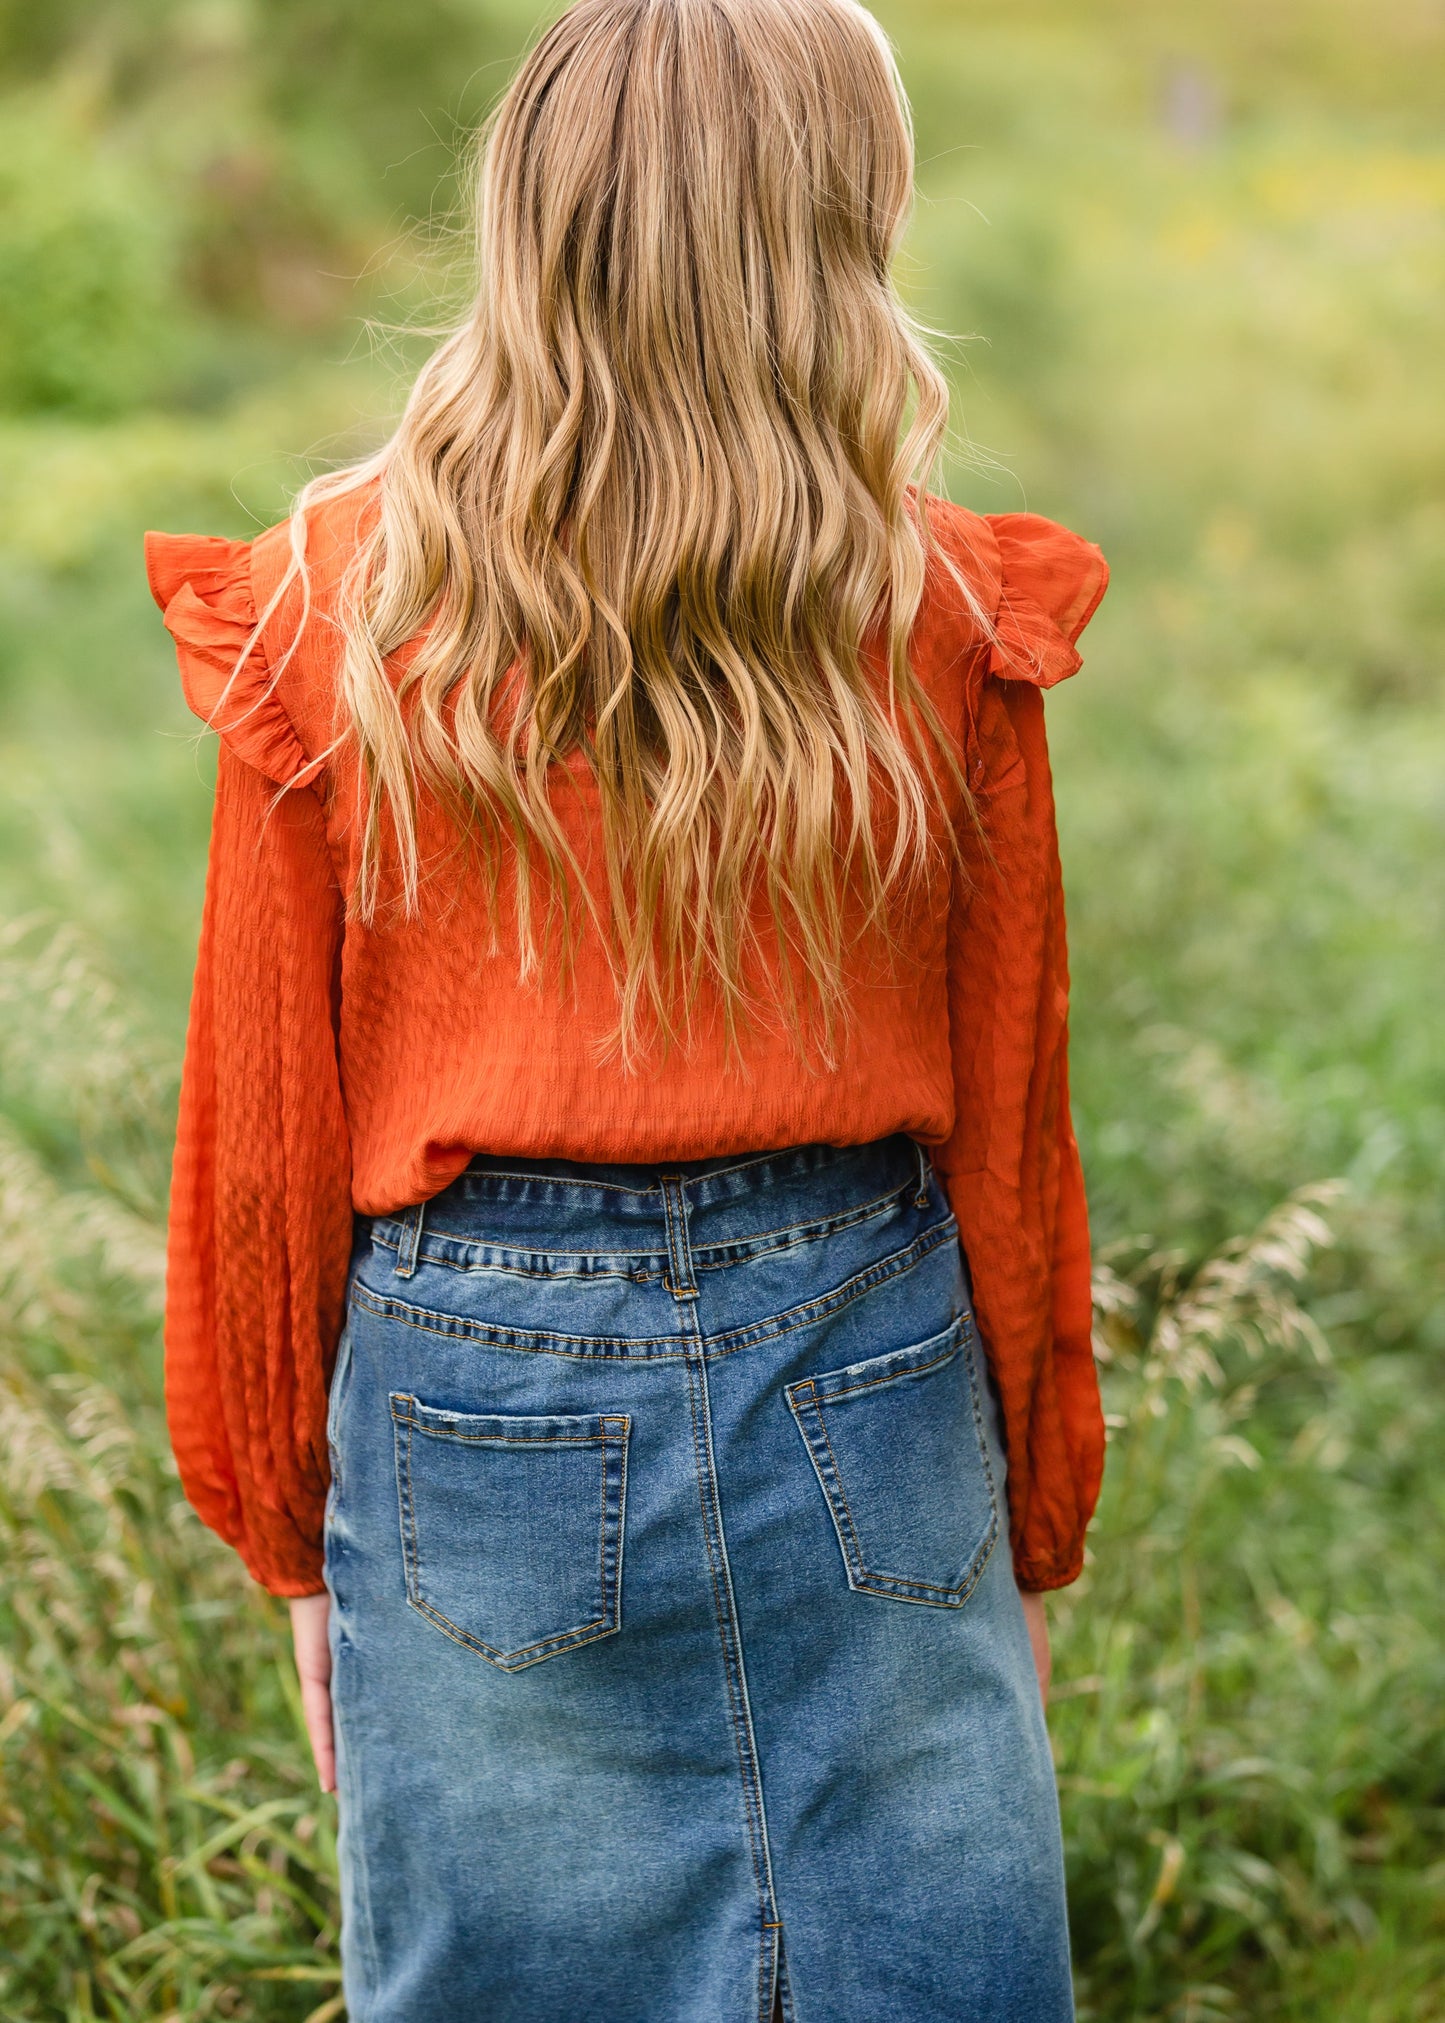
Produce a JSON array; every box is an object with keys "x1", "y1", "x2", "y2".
[
  {"x1": 0, "y1": 92, "x2": 178, "y2": 415},
  {"x1": 0, "y1": 1, "x2": 1441, "y2": 2017}
]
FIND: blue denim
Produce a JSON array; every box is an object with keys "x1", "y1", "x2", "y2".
[{"x1": 325, "y1": 1136, "x2": 1074, "y2": 2022}]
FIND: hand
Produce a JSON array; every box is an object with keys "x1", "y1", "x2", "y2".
[
  {"x1": 289, "y1": 1591, "x2": 336, "y2": 1794},
  {"x1": 1020, "y1": 1590, "x2": 1052, "y2": 1709}
]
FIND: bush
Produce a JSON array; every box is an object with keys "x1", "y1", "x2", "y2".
[{"x1": 0, "y1": 92, "x2": 186, "y2": 418}]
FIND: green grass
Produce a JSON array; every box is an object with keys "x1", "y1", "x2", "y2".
[{"x1": 1, "y1": 1, "x2": 1443, "y2": 2015}]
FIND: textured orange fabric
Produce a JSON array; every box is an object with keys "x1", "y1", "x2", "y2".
[{"x1": 145, "y1": 488, "x2": 1108, "y2": 1597}]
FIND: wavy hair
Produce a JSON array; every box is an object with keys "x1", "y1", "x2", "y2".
[{"x1": 280, "y1": 0, "x2": 985, "y2": 1057}]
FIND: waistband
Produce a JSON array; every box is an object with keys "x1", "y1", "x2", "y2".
[{"x1": 375, "y1": 1136, "x2": 937, "y2": 1272}]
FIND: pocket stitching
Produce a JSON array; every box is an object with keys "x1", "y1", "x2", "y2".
[
  {"x1": 787, "y1": 1318, "x2": 1000, "y2": 1608},
  {"x1": 395, "y1": 1424, "x2": 610, "y2": 1447},
  {"x1": 406, "y1": 1594, "x2": 620, "y2": 1670},
  {"x1": 794, "y1": 1390, "x2": 999, "y2": 1602},
  {"x1": 790, "y1": 1336, "x2": 963, "y2": 1408},
  {"x1": 803, "y1": 1393, "x2": 867, "y2": 1583},
  {"x1": 391, "y1": 1405, "x2": 629, "y2": 1670}
]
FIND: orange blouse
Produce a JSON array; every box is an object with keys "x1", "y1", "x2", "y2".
[{"x1": 146, "y1": 487, "x2": 1108, "y2": 1598}]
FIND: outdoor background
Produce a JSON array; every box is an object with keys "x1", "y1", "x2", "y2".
[{"x1": 1, "y1": 0, "x2": 1441, "y2": 2017}]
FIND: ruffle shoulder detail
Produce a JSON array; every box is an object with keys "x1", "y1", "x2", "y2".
[
  {"x1": 984, "y1": 512, "x2": 1109, "y2": 690},
  {"x1": 144, "y1": 530, "x2": 324, "y2": 789}
]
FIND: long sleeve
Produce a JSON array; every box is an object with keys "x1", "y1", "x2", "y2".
[
  {"x1": 144, "y1": 500, "x2": 1107, "y2": 1597},
  {"x1": 933, "y1": 512, "x2": 1108, "y2": 1591},
  {"x1": 148, "y1": 532, "x2": 351, "y2": 1595}
]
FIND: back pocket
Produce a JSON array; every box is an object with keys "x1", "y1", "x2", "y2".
[
  {"x1": 785, "y1": 1316, "x2": 998, "y2": 1608},
  {"x1": 390, "y1": 1395, "x2": 629, "y2": 1671}
]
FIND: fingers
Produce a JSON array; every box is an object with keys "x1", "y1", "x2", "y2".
[
  {"x1": 289, "y1": 1592, "x2": 337, "y2": 1795},
  {"x1": 299, "y1": 1665, "x2": 337, "y2": 1794}
]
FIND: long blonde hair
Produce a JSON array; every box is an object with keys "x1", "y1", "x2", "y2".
[{"x1": 283, "y1": 0, "x2": 983, "y2": 1055}]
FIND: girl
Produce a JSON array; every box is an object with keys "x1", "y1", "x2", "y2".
[{"x1": 147, "y1": 2, "x2": 1107, "y2": 2017}]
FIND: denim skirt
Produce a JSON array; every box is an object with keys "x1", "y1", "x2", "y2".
[{"x1": 325, "y1": 1136, "x2": 1074, "y2": 2022}]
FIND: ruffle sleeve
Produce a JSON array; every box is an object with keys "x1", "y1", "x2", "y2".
[
  {"x1": 146, "y1": 527, "x2": 349, "y2": 1596},
  {"x1": 929, "y1": 505, "x2": 1109, "y2": 1591},
  {"x1": 984, "y1": 511, "x2": 1109, "y2": 689},
  {"x1": 144, "y1": 530, "x2": 324, "y2": 789}
]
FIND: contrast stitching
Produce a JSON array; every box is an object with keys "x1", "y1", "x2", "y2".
[
  {"x1": 963, "y1": 1329, "x2": 1002, "y2": 1535},
  {"x1": 439, "y1": 1258, "x2": 662, "y2": 1281},
  {"x1": 814, "y1": 1406, "x2": 865, "y2": 1577},
  {"x1": 683, "y1": 1341, "x2": 769, "y2": 1913},
  {"x1": 405, "y1": 1594, "x2": 617, "y2": 1669},
  {"x1": 849, "y1": 1522, "x2": 998, "y2": 1599},
  {"x1": 688, "y1": 1179, "x2": 915, "y2": 1270},
  {"x1": 395, "y1": 1418, "x2": 630, "y2": 1667},
  {"x1": 373, "y1": 1223, "x2": 663, "y2": 1262},
  {"x1": 609, "y1": 1418, "x2": 629, "y2": 1642},
  {"x1": 705, "y1": 1220, "x2": 959, "y2": 1360},
  {"x1": 788, "y1": 1396, "x2": 866, "y2": 1583},
  {"x1": 849, "y1": 1527, "x2": 999, "y2": 1609},
  {"x1": 392, "y1": 1423, "x2": 609, "y2": 1447},
  {"x1": 660, "y1": 1174, "x2": 698, "y2": 1298},
  {"x1": 395, "y1": 1416, "x2": 421, "y2": 1608},
  {"x1": 372, "y1": 1225, "x2": 668, "y2": 1274},
  {"x1": 371, "y1": 1223, "x2": 648, "y2": 1258},
  {"x1": 451, "y1": 1261, "x2": 655, "y2": 1281},
  {"x1": 661, "y1": 1176, "x2": 680, "y2": 1293},
  {"x1": 786, "y1": 1316, "x2": 1002, "y2": 1604},
  {"x1": 372, "y1": 1175, "x2": 915, "y2": 1278},
  {"x1": 673, "y1": 1216, "x2": 782, "y2": 2019},
  {"x1": 352, "y1": 1280, "x2": 692, "y2": 1354},
  {"x1": 596, "y1": 1412, "x2": 607, "y2": 1634},
  {"x1": 791, "y1": 1336, "x2": 963, "y2": 1406},
  {"x1": 672, "y1": 1200, "x2": 781, "y2": 2007},
  {"x1": 348, "y1": 1217, "x2": 958, "y2": 1362},
  {"x1": 388, "y1": 1392, "x2": 618, "y2": 1444}
]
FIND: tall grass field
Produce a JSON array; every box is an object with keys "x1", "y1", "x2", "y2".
[{"x1": 1, "y1": 1, "x2": 1442, "y2": 2016}]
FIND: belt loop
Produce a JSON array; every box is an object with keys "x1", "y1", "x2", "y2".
[
  {"x1": 659, "y1": 1174, "x2": 698, "y2": 1300},
  {"x1": 913, "y1": 1140, "x2": 931, "y2": 1208},
  {"x1": 394, "y1": 1200, "x2": 425, "y2": 1279}
]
